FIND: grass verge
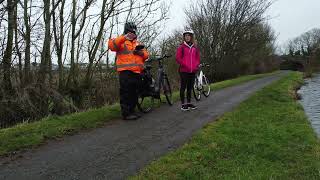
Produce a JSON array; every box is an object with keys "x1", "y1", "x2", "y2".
[
  {"x1": 131, "y1": 72, "x2": 320, "y2": 179},
  {"x1": 0, "y1": 71, "x2": 278, "y2": 156}
]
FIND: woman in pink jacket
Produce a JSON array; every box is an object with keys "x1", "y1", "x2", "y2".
[{"x1": 176, "y1": 29, "x2": 201, "y2": 111}]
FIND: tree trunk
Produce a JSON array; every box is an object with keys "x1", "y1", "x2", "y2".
[
  {"x1": 68, "y1": 0, "x2": 77, "y2": 89},
  {"x1": 3, "y1": 0, "x2": 14, "y2": 93},
  {"x1": 14, "y1": 2, "x2": 23, "y2": 84},
  {"x1": 58, "y1": 0, "x2": 65, "y2": 91},
  {"x1": 52, "y1": 0, "x2": 66, "y2": 91},
  {"x1": 37, "y1": 0, "x2": 51, "y2": 116},
  {"x1": 66, "y1": 0, "x2": 93, "y2": 108},
  {"x1": 85, "y1": 0, "x2": 114, "y2": 85},
  {"x1": 23, "y1": 0, "x2": 31, "y2": 85}
]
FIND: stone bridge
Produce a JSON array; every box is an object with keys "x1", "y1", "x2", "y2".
[{"x1": 280, "y1": 55, "x2": 309, "y2": 71}]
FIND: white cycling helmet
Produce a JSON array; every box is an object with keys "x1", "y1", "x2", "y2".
[{"x1": 183, "y1": 29, "x2": 194, "y2": 36}]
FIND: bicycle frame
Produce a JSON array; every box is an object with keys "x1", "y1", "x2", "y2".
[
  {"x1": 193, "y1": 63, "x2": 211, "y2": 101},
  {"x1": 142, "y1": 56, "x2": 170, "y2": 99},
  {"x1": 196, "y1": 70, "x2": 204, "y2": 88},
  {"x1": 155, "y1": 59, "x2": 168, "y2": 93},
  {"x1": 137, "y1": 55, "x2": 173, "y2": 112}
]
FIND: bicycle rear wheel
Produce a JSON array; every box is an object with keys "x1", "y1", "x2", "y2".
[
  {"x1": 162, "y1": 76, "x2": 173, "y2": 105},
  {"x1": 137, "y1": 96, "x2": 154, "y2": 113},
  {"x1": 193, "y1": 77, "x2": 201, "y2": 101},
  {"x1": 202, "y1": 75, "x2": 211, "y2": 97}
]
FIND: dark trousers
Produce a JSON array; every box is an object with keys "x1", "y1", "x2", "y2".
[
  {"x1": 119, "y1": 70, "x2": 141, "y2": 117},
  {"x1": 180, "y1": 72, "x2": 195, "y2": 104}
]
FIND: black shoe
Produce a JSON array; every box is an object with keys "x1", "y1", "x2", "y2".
[
  {"x1": 188, "y1": 103, "x2": 197, "y2": 110},
  {"x1": 181, "y1": 104, "x2": 190, "y2": 111},
  {"x1": 123, "y1": 114, "x2": 138, "y2": 120}
]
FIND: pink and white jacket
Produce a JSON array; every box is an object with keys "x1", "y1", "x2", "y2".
[{"x1": 176, "y1": 42, "x2": 200, "y2": 73}]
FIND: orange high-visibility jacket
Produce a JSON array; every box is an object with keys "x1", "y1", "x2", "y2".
[{"x1": 108, "y1": 35, "x2": 149, "y2": 73}]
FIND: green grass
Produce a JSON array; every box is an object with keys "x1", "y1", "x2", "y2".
[
  {"x1": 211, "y1": 72, "x2": 279, "y2": 90},
  {"x1": 0, "y1": 104, "x2": 121, "y2": 155},
  {"x1": 170, "y1": 71, "x2": 279, "y2": 102},
  {"x1": 0, "y1": 71, "x2": 278, "y2": 156},
  {"x1": 132, "y1": 72, "x2": 320, "y2": 180}
]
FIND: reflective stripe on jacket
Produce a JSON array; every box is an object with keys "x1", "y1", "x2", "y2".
[{"x1": 108, "y1": 35, "x2": 149, "y2": 73}]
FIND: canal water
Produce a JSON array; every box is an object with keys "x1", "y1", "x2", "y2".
[{"x1": 298, "y1": 73, "x2": 320, "y2": 138}]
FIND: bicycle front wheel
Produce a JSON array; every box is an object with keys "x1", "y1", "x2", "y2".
[
  {"x1": 162, "y1": 77, "x2": 173, "y2": 105},
  {"x1": 137, "y1": 96, "x2": 154, "y2": 113},
  {"x1": 202, "y1": 75, "x2": 211, "y2": 97}
]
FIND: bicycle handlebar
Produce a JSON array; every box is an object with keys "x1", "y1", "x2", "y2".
[
  {"x1": 146, "y1": 55, "x2": 172, "y2": 62},
  {"x1": 199, "y1": 63, "x2": 210, "y2": 68}
]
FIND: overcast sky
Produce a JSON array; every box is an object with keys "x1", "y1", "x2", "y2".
[{"x1": 165, "y1": 0, "x2": 320, "y2": 47}]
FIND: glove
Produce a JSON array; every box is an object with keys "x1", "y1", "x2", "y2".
[
  {"x1": 133, "y1": 50, "x2": 144, "y2": 57},
  {"x1": 125, "y1": 32, "x2": 137, "y2": 41}
]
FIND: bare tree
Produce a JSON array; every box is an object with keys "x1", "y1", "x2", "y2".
[
  {"x1": 66, "y1": 0, "x2": 94, "y2": 89},
  {"x1": 23, "y1": 0, "x2": 31, "y2": 85},
  {"x1": 38, "y1": 0, "x2": 51, "y2": 84},
  {"x1": 13, "y1": 0, "x2": 23, "y2": 84},
  {"x1": 286, "y1": 28, "x2": 320, "y2": 56},
  {"x1": 2, "y1": 0, "x2": 14, "y2": 93},
  {"x1": 186, "y1": 0, "x2": 273, "y2": 80},
  {"x1": 32, "y1": 0, "x2": 53, "y2": 116},
  {"x1": 52, "y1": 0, "x2": 66, "y2": 90}
]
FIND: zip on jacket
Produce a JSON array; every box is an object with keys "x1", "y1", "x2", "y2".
[{"x1": 175, "y1": 42, "x2": 200, "y2": 73}]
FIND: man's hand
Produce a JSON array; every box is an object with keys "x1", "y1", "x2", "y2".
[{"x1": 125, "y1": 32, "x2": 137, "y2": 41}]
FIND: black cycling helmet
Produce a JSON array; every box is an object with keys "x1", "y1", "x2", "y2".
[{"x1": 124, "y1": 22, "x2": 137, "y2": 34}]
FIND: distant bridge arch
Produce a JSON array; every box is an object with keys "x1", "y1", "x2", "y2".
[{"x1": 279, "y1": 56, "x2": 308, "y2": 71}]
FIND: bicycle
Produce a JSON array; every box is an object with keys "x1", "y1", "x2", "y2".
[
  {"x1": 137, "y1": 55, "x2": 173, "y2": 113},
  {"x1": 193, "y1": 63, "x2": 211, "y2": 101}
]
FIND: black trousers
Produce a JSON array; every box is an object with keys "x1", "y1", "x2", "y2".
[
  {"x1": 180, "y1": 72, "x2": 195, "y2": 104},
  {"x1": 119, "y1": 70, "x2": 141, "y2": 117}
]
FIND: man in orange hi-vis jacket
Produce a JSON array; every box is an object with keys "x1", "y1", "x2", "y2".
[{"x1": 108, "y1": 22, "x2": 149, "y2": 120}]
